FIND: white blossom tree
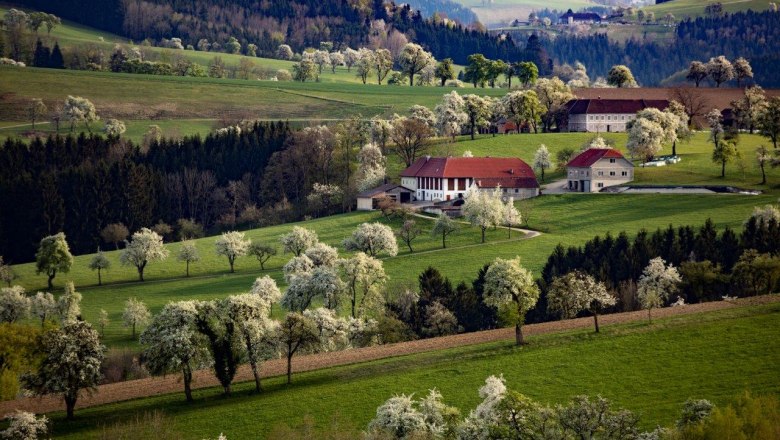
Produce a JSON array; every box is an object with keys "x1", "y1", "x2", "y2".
[
  {"x1": 329, "y1": 52, "x2": 345, "y2": 73},
  {"x1": 431, "y1": 212, "x2": 458, "y2": 249},
  {"x1": 706, "y1": 56, "x2": 735, "y2": 87},
  {"x1": 283, "y1": 255, "x2": 315, "y2": 283},
  {"x1": 120, "y1": 228, "x2": 169, "y2": 281},
  {"x1": 250, "y1": 275, "x2": 283, "y2": 311},
  {"x1": 547, "y1": 271, "x2": 616, "y2": 332},
  {"x1": 627, "y1": 117, "x2": 665, "y2": 164},
  {"x1": 398, "y1": 43, "x2": 435, "y2": 86},
  {"x1": 304, "y1": 242, "x2": 340, "y2": 268},
  {"x1": 103, "y1": 118, "x2": 126, "y2": 138},
  {"x1": 123, "y1": 297, "x2": 151, "y2": 339},
  {"x1": 276, "y1": 44, "x2": 294, "y2": 60},
  {"x1": 637, "y1": 257, "x2": 681, "y2": 322},
  {"x1": 367, "y1": 394, "x2": 426, "y2": 438},
  {"x1": 21, "y1": 320, "x2": 105, "y2": 420},
  {"x1": 177, "y1": 241, "x2": 200, "y2": 277},
  {"x1": 35, "y1": 232, "x2": 73, "y2": 290},
  {"x1": 215, "y1": 231, "x2": 251, "y2": 273},
  {"x1": 0, "y1": 411, "x2": 48, "y2": 440},
  {"x1": 374, "y1": 48, "x2": 394, "y2": 85},
  {"x1": 275, "y1": 312, "x2": 320, "y2": 384},
  {"x1": 459, "y1": 375, "x2": 507, "y2": 439},
  {"x1": 140, "y1": 300, "x2": 210, "y2": 402},
  {"x1": 462, "y1": 187, "x2": 503, "y2": 243},
  {"x1": 0, "y1": 286, "x2": 29, "y2": 323},
  {"x1": 63, "y1": 95, "x2": 99, "y2": 132},
  {"x1": 502, "y1": 198, "x2": 522, "y2": 238},
  {"x1": 434, "y1": 91, "x2": 467, "y2": 140},
  {"x1": 30, "y1": 291, "x2": 56, "y2": 327},
  {"x1": 343, "y1": 223, "x2": 398, "y2": 257},
  {"x1": 357, "y1": 143, "x2": 387, "y2": 192},
  {"x1": 223, "y1": 294, "x2": 277, "y2": 392},
  {"x1": 483, "y1": 257, "x2": 539, "y2": 345},
  {"x1": 56, "y1": 282, "x2": 81, "y2": 323},
  {"x1": 280, "y1": 226, "x2": 319, "y2": 256},
  {"x1": 339, "y1": 252, "x2": 387, "y2": 317},
  {"x1": 303, "y1": 307, "x2": 349, "y2": 352},
  {"x1": 343, "y1": 47, "x2": 360, "y2": 71},
  {"x1": 88, "y1": 249, "x2": 111, "y2": 286},
  {"x1": 98, "y1": 309, "x2": 110, "y2": 337},
  {"x1": 462, "y1": 94, "x2": 492, "y2": 140},
  {"x1": 533, "y1": 144, "x2": 553, "y2": 182},
  {"x1": 423, "y1": 301, "x2": 459, "y2": 337}
]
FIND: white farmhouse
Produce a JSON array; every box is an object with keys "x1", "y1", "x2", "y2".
[
  {"x1": 400, "y1": 156, "x2": 539, "y2": 202},
  {"x1": 564, "y1": 99, "x2": 669, "y2": 133},
  {"x1": 567, "y1": 148, "x2": 634, "y2": 192}
]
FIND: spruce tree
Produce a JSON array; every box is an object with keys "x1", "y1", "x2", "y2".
[{"x1": 50, "y1": 43, "x2": 64, "y2": 68}]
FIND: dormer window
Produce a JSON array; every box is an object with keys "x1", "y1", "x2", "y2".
[{"x1": 609, "y1": 158, "x2": 616, "y2": 163}]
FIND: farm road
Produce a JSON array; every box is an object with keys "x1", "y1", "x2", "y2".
[{"x1": 2, "y1": 294, "x2": 778, "y2": 416}]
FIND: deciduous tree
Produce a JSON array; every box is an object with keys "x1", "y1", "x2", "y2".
[
  {"x1": 88, "y1": 249, "x2": 111, "y2": 286},
  {"x1": 0, "y1": 286, "x2": 29, "y2": 324},
  {"x1": 398, "y1": 43, "x2": 434, "y2": 87},
  {"x1": 29, "y1": 98, "x2": 47, "y2": 131},
  {"x1": 35, "y1": 233, "x2": 73, "y2": 290},
  {"x1": 607, "y1": 65, "x2": 636, "y2": 88},
  {"x1": 119, "y1": 228, "x2": 169, "y2": 282},
  {"x1": 31, "y1": 291, "x2": 56, "y2": 327},
  {"x1": 248, "y1": 243, "x2": 276, "y2": 270},
  {"x1": 733, "y1": 57, "x2": 753, "y2": 87},
  {"x1": 344, "y1": 223, "x2": 398, "y2": 257},
  {"x1": 0, "y1": 411, "x2": 48, "y2": 439},
  {"x1": 396, "y1": 219, "x2": 421, "y2": 253},
  {"x1": 547, "y1": 271, "x2": 616, "y2": 332},
  {"x1": 462, "y1": 187, "x2": 503, "y2": 243},
  {"x1": 707, "y1": 56, "x2": 735, "y2": 88},
  {"x1": 339, "y1": 252, "x2": 386, "y2": 318},
  {"x1": 686, "y1": 61, "x2": 708, "y2": 87},
  {"x1": 431, "y1": 213, "x2": 458, "y2": 249},
  {"x1": 462, "y1": 94, "x2": 491, "y2": 140},
  {"x1": 637, "y1": 257, "x2": 681, "y2": 322},
  {"x1": 533, "y1": 144, "x2": 552, "y2": 182},
  {"x1": 483, "y1": 257, "x2": 539, "y2": 345},
  {"x1": 123, "y1": 297, "x2": 150, "y2": 339},
  {"x1": 758, "y1": 97, "x2": 780, "y2": 149},
  {"x1": 177, "y1": 241, "x2": 199, "y2": 277},
  {"x1": 275, "y1": 312, "x2": 319, "y2": 384},
  {"x1": 390, "y1": 116, "x2": 434, "y2": 167},
  {"x1": 280, "y1": 226, "x2": 319, "y2": 256},
  {"x1": 434, "y1": 91, "x2": 467, "y2": 141},
  {"x1": 435, "y1": 58, "x2": 455, "y2": 86},
  {"x1": 214, "y1": 231, "x2": 251, "y2": 273}
]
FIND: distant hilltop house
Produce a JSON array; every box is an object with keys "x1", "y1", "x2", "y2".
[
  {"x1": 564, "y1": 99, "x2": 670, "y2": 133},
  {"x1": 566, "y1": 148, "x2": 634, "y2": 192},
  {"x1": 560, "y1": 9, "x2": 602, "y2": 25},
  {"x1": 400, "y1": 156, "x2": 539, "y2": 202}
]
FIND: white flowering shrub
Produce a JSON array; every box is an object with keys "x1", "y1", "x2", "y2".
[
  {"x1": 280, "y1": 226, "x2": 319, "y2": 256},
  {"x1": 304, "y1": 243, "x2": 339, "y2": 268},
  {"x1": 0, "y1": 285, "x2": 29, "y2": 323},
  {"x1": 637, "y1": 257, "x2": 681, "y2": 321},
  {"x1": 343, "y1": 223, "x2": 398, "y2": 257},
  {"x1": 1, "y1": 411, "x2": 48, "y2": 440}
]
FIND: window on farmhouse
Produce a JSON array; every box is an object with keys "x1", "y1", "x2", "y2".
[
  {"x1": 610, "y1": 158, "x2": 616, "y2": 163},
  {"x1": 610, "y1": 171, "x2": 616, "y2": 176},
  {"x1": 622, "y1": 171, "x2": 628, "y2": 176}
]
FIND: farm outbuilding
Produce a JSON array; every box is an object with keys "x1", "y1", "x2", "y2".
[{"x1": 356, "y1": 183, "x2": 414, "y2": 211}]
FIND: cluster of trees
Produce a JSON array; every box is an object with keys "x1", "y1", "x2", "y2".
[
  {"x1": 545, "y1": 10, "x2": 780, "y2": 87},
  {"x1": 0, "y1": 121, "x2": 291, "y2": 262},
  {"x1": 365, "y1": 376, "x2": 780, "y2": 440},
  {"x1": 0, "y1": 8, "x2": 61, "y2": 62}
]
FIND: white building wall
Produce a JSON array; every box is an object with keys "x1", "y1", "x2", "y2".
[
  {"x1": 567, "y1": 157, "x2": 634, "y2": 192},
  {"x1": 568, "y1": 113, "x2": 637, "y2": 133}
]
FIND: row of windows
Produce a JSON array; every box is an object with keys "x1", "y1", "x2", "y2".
[
  {"x1": 588, "y1": 114, "x2": 630, "y2": 121},
  {"x1": 597, "y1": 170, "x2": 630, "y2": 177}
]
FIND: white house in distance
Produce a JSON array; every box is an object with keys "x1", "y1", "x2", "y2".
[
  {"x1": 564, "y1": 99, "x2": 669, "y2": 133},
  {"x1": 400, "y1": 156, "x2": 540, "y2": 202},
  {"x1": 567, "y1": 148, "x2": 634, "y2": 192}
]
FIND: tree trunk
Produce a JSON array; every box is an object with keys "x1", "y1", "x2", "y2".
[
  {"x1": 132, "y1": 322, "x2": 136, "y2": 340},
  {"x1": 47, "y1": 270, "x2": 55, "y2": 290},
  {"x1": 351, "y1": 291, "x2": 357, "y2": 318},
  {"x1": 647, "y1": 308, "x2": 652, "y2": 323},
  {"x1": 481, "y1": 227, "x2": 486, "y2": 243},
  {"x1": 594, "y1": 313, "x2": 600, "y2": 333},
  {"x1": 229, "y1": 258, "x2": 235, "y2": 273},
  {"x1": 183, "y1": 364, "x2": 193, "y2": 402},
  {"x1": 186, "y1": 261, "x2": 190, "y2": 277},
  {"x1": 224, "y1": 384, "x2": 231, "y2": 396},
  {"x1": 409, "y1": 72, "x2": 415, "y2": 87},
  {"x1": 65, "y1": 394, "x2": 77, "y2": 420},
  {"x1": 442, "y1": 232, "x2": 446, "y2": 249},
  {"x1": 721, "y1": 161, "x2": 726, "y2": 177},
  {"x1": 138, "y1": 261, "x2": 146, "y2": 281},
  {"x1": 672, "y1": 140, "x2": 677, "y2": 156},
  {"x1": 406, "y1": 242, "x2": 414, "y2": 253},
  {"x1": 250, "y1": 360, "x2": 262, "y2": 393},
  {"x1": 761, "y1": 163, "x2": 766, "y2": 185},
  {"x1": 508, "y1": 225, "x2": 511, "y2": 238},
  {"x1": 287, "y1": 353, "x2": 293, "y2": 384},
  {"x1": 515, "y1": 323, "x2": 524, "y2": 346},
  {"x1": 97, "y1": 268, "x2": 102, "y2": 286}
]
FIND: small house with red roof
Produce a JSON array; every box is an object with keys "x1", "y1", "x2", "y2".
[
  {"x1": 564, "y1": 99, "x2": 669, "y2": 133},
  {"x1": 567, "y1": 148, "x2": 633, "y2": 192},
  {"x1": 400, "y1": 156, "x2": 539, "y2": 202}
]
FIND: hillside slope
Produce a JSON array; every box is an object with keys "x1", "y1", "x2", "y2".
[{"x1": 645, "y1": 0, "x2": 774, "y2": 19}]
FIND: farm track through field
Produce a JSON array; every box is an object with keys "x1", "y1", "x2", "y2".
[{"x1": 2, "y1": 294, "x2": 777, "y2": 416}]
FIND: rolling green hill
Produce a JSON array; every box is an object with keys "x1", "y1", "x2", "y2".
[
  {"x1": 644, "y1": 0, "x2": 774, "y2": 19},
  {"x1": 44, "y1": 302, "x2": 780, "y2": 439}
]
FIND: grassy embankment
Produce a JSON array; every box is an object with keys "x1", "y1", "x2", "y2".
[{"x1": 44, "y1": 302, "x2": 780, "y2": 439}]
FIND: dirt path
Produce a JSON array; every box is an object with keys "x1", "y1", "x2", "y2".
[{"x1": 2, "y1": 295, "x2": 777, "y2": 416}]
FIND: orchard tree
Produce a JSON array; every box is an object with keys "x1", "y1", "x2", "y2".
[
  {"x1": 534, "y1": 77, "x2": 575, "y2": 132},
  {"x1": 21, "y1": 321, "x2": 105, "y2": 420},
  {"x1": 533, "y1": 144, "x2": 552, "y2": 182},
  {"x1": 280, "y1": 226, "x2": 319, "y2": 256},
  {"x1": 123, "y1": 297, "x2": 150, "y2": 339},
  {"x1": 0, "y1": 411, "x2": 48, "y2": 439},
  {"x1": 483, "y1": 257, "x2": 539, "y2": 345},
  {"x1": 63, "y1": 95, "x2": 99, "y2": 132},
  {"x1": 0, "y1": 256, "x2": 16, "y2": 287},
  {"x1": 177, "y1": 241, "x2": 200, "y2": 277},
  {"x1": 431, "y1": 213, "x2": 458, "y2": 249},
  {"x1": 292, "y1": 60, "x2": 317, "y2": 82},
  {"x1": 462, "y1": 187, "x2": 503, "y2": 243},
  {"x1": 547, "y1": 271, "x2": 616, "y2": 332},
  {"x1": 339, "y1": 252, "x2": 387, "y2": 318},
  {"x1": 756, "y1": 145, "x2": 772, "y2": 185},
  {"x1": 374, "y1": 48, "x2": 393, "y2": 85},
  {"x1": 31, "y1": 291, "x2": 56, "y2": 327},
  {"x1": 276, "y1": 44, "x2": 293, "y2": 60},
  {"x1": 355, "y1": 48, "x2": 374, "y2": 84},
  {"x1": 223, "y1": 294, "x2": 277, "y2": 392},
  {"x1": 35, "y1": 233, "x2": 73, "y2": 290},
  {"x1": 88, "y1": 249, "x2": 111, "y2": 286},
  {"x1": 390, "y1": 115, "x2": 434, "y2": 166},
  {"x1": 627, "y1": 118, "x2": 665, "y2": 164},
  {"x1": 758, "y1": 97, "x2": 780, "y2": 149},
  {"x1": 120, "y1": 228, "x2": 169, "y2": 281},
  {"x1": 248, "y1": 242, "x2": 276, "y2": 270},
  {"x1": 733, "y1": 57, "x2": 753, "y2": 87},
  {"x1": 343, "y1": 223, "x2": 398, "y2": 257},
  {"x1": 305, "y1": 242, "x2": 340, "y2": 268},
  {"x1": 502, "y1": 198, "x2": 521, "y2": 238},
  {"x1": 329, "y1": 52, "x2": 344, "y2": 73},
  {"x1": 396, "y1": 219, "x2": 422, "y2": 253},
  {"x1": 194, "y1": 301, "x2": 241, "y2": 396},
  {"x1": 516, "y1": 61, "x2": 539, "y2": 88},
  {"x1": 276, "y1": 312, "x2": 320, "y2": 384},
  {"x1": 0, "y1": 286, "x2": 29, "y2": 323},
  {"x1": 343, "y1": 47, "x2": 359, "y2": 71},
  {"x1": 57, "y1": 282, "x2": 81, "y2": 323},
  {"x1": 686, "y1": 61, "x2": 709, "y2": 87},
  {"x1": 732, "y1": 86, "x2": 767, "y2": 134},
  {"x1": 398, "y1": 43, "x2": 434, "y2": 86},
  {"x1": 435, "y1": 58, "x2": 455, "y2": 86},
  {"x1": 712, "y1": 139, "x2": 740, "y2": 178},
  {"x1": 435, "y1": 91, "x2": 467, "y2": 140},
  {"x1": 607, "y1": 65, "x2": 636, "y2": 88},
  {"x1": 215, "y1": 231, "x2": 251, "y2": 273},
  {"x1": 707, "y1": 56, "x2": 735, "y2": 87},
  {"x1": 637, "y1": 257, "x2": 681, "y2": 322},
  {"x1": 666, "y1": 100, "x2": 691, "y2": 155},
  {"x1": 29, "y1": 98, "x2": 47, "y2": 130},
  {"x1": 250, "y1": 275, "x2": 283, "y2": 310},
  {"x1": 103, "y1": 118, "x2": 126, "y2": 138},
  {"x1": 463, "y1": 94, "x2": 492, "y2": 140},
  {"x1": 707, "y1": 108, "x2": 725, "y2": 149},
  {"x1": 356, "y1": 142, "x2": 386, "y2": 192},
  {"x1": 140, "y1": 301, "x2": 210, "y2": 402},
  {"x1": 98, "y1": 309, "x2": 109, "y2": 337},
  {"x1": 465, "y1": 53, "x2": 489, "y2": 87}
]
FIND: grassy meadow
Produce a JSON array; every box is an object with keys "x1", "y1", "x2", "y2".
[
  {"x1": 643, "y1": 0, "x2": 774, "y2": 19},
  {"x1": 46, "y1": 302, "x2": 780, "y2": 438}
]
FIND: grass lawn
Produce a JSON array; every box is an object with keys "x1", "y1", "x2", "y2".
[
  {"x1": 643, "y1": 0, "x2": 774, "y2": 19},
  {"x1": 44, "y1": 302, "x2": 780, "y2": 439}
]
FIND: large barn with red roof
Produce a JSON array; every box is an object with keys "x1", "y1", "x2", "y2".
[
  {"x1": 567, "y1": 148, "x2": 634, "y2": 192},
  {"x1": 400, "y1": 156, "x2": 539, "y2": 202}
]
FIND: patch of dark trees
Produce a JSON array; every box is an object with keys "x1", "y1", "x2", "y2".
[
  {"x1": 0, "y1": 122, "x2": 293, "y2": 263},
  {"x1": 544, "y1": 10, "x2": 780, "y2": 87},
  {"x1": 401, "y1": 0, "x2": 479, "y2": 25}
]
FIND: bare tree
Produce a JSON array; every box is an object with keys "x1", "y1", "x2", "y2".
[
  {"x1": 671, "y1": 88, "x2": 709, "y2": 128},
  {"x1": 390, "y1": 117, "x2": 434, "y2": 167}
]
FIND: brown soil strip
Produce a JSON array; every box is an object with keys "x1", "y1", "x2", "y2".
[{"x1": 2, "y1": 294, "x2": 777, "y2": 416}]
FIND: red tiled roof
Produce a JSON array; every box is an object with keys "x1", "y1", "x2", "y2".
[
  {"x1": 567, "y1": 148, "x2": 627, "y2": 168},
  {"x1": 566, "y1": 99, "x2": 669, "y2": 115},
  {"x1": 401, "y1": 157, "x2": 537, "y2": 185},
  {"x1": 474, "y1": 177, "x2": 539, "y2": 189}
]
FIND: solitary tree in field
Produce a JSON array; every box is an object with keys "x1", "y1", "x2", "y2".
[
  {"x1": 343, "y1": 223, "x2": 398, "y2": 257},
  {"x1": 29, "y1": 98, "x2": 47, "y2": 130},
  {"x1": 483, "y1": 257, "x2": 539, "y2": 345},
  {"x1": 98, "y1": 309, "x2": 109, "y2": 338},
  {"x1": 280, "y1": 226, "x2": 319, "y2": 256},
  {"x1": 101, "y1": 223, "x2": 129, "y2": 249},
  {"x1": 607, "y1": 65, "x2": 636, "y2": 88},
  {"x1": 123, "y1": 297, "x2": 150, "y2": 339},
  {"x1": 22, "y1": 321, "x2": 105, "y2": 420},
  {"x1": 35, "y1": 233, "x2": 73, "y2": 290},
  {"x1": 712, "y1": 139, "x2": 740, "y2": 178},
  {"x1": 758, "y1": 97, "x2": 780, "y2": 149},
  {"x1": 533, "y1": 144, "x2": 552, "y2": 182},
  {"x1": 174, "y1": 241, "x2": 199, "y2": 277},
  {"x1": 248, "y1": 242, "x2": 276, "y2": 270},
  {"x1": 140, "y1": 301, "x2": 210, "y2": 402},
  {"x1": 215, "y1": 231, "x2": 251, "y2": 273},
  {"x1": 396, "y1": 219, "x2": 422, "y2": 253},
  {"x1": 120, "y1": 228, "x2": 169, "y2": 282},
  {"x1": 547, "y1": 271, "x2": 616, "y2": 332},
  {"x1": 339, "y1": 252, "x2": 386, "y2": 318},
  {"x1": 627, "y1": 118, "x2": 665, "y2": 164},
  {"x1": 88, "y1": 249, "x2": 111, "y2": 286},
  {"x1": 275, "y1": 312, "x2": 320, "y2": 384},
  {"x1": 462, "y1": 187, "x2": 503, "y2": 243},
  {"x1": 637, "y1": 257, "x2": 681, "y2": 322},
  {"x1": 431, "y1": 213, "x2": 458, "y2": 249},
  {"x1": 398, "y1": 43, "x2": 434, "y2": 87}
]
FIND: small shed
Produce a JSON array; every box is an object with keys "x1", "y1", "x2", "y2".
[{"x1": 357, "y1": 183, "x2": 414, "y2": 211}]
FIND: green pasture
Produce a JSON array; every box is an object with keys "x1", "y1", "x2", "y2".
[
  {"x1": 457, "y1": 0, "x2": 593, "y2": 26},
  {"x1": 46, "y1": 302, "x2": 780, "y2": 439},
  {"x1": 643, "y1": 0, "x2": 773, "y2": 19}
]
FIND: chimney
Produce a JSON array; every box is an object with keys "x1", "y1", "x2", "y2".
[
  {"x1": 509, "y1": 168, "x2": 514, "y2": 175},
  {"x1": 425, "y1": 155, "x2": 431, "y2": 162}
]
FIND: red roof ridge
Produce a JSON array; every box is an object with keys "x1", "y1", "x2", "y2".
[{"x1": 567, "y1": 148, "x2": 628, "y2": 168}]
